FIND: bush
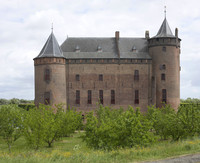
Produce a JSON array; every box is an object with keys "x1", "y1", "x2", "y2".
[{"x1": 83, "y1": 105, "x2": 155, "y2": 150}]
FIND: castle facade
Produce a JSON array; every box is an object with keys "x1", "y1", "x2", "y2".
[{"x1": 34, "y1": 17, "x2": 181, "y2": 112}]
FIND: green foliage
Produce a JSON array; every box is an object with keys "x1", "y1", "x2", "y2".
[
  {"x1": 23, "y1": 104, "x2": 83, "y2": 149},
  {"x1": 18, "y1": 103, "x2": 35, "y2": 110},
  {"x1": 0, "y1": 98, "x2": 34, "y2": 105},
  {"x1": 0, "y1": 105, "x2": 23, "y2": 152},
  {"x1": 60, "y1": 106, "x2": 83, "y2": 137},
  {"x1": 83, "y1": 105, "x2": 155, "y2": 150},
  {"x1": 181, "y1": 98, "x2": 200, "y2": 104}
]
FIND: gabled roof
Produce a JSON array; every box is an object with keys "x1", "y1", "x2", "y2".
[
  {"x1": 35, "y1": 32, "x2": 64, "y2": 58},
  {"x1": 153, "y1": 18, "x2": 175, "y2": 38}
]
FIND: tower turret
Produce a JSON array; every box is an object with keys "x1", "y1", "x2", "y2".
[
  {"x1": 148, "y1": 17, "x2": 181, "y2": 110},
  {"x1": 34, "y1": 31, "x2": 67, "y2": 107}
]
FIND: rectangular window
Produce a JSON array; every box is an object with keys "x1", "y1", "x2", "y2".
[
  {"x1": 76, "y1": 90, "x2": 80, "y2": 104},
  {"x1": 99, "y1": 90, "x2": 103, "y2": 104},
  {"x1": 44, "y1": 68, "x2": 50, "y2": 82},
  {"x1": 162, "y1": 89, "x2": 167, "y2": 103},
  {"x1": 44, "y1": 92, "x2": 50, "y2": 105},
  {"x1": 134, "y1": 70, "x2": 139, "y2": 81},
  {"x1": 111, "y1": 90, "x2": 115, "y2": 104},
  {"x1": 99, "y1": 74, "x2": 103, "y2": 81},
  {"x1": 135, "y1": 90, "x2": 139, "y2": 104},
  {"x1": 161, "y1": 73, "x2": 165, "y2": 81},
  {"x1": 76, "y1": 74, "x2": 80, "y2": 81},
  {"x1": 88, "y1": 90, "x2": 92, "y2": 104}
]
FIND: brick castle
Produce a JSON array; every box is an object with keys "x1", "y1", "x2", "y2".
[{"x1": 34, "y1": 16, "x2": 181, "y2": 112}]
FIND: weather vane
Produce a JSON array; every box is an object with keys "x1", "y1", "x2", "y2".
[
  {"x1": 164, "y1": 6, "x2": 166, "y2": 18},
  {"x1": 51, "y1": 23, "x2": 53, "y2": 32}
]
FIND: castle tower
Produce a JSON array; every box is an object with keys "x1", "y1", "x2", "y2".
[
  {"x1": 34, "y1": 32, "x2": 67, "y2": 107},
  {"x1": 148, "y1": 17, "x2": 181, "y2": 110}
]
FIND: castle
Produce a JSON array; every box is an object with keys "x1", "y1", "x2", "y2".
[{"x1": 34, "y1": 16, "x2": 181, "y2": 112}]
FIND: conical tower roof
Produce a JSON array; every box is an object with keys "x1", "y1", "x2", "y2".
[
  {"x1": 36, "y1": 32, "x2": 64, "y2": 58},
  {"x1": 153, "y1": 18, "x2": 175, "y2": 38}
]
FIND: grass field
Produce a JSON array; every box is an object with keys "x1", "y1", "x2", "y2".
[{"x1": 1, "y1": 132, "x2": 200, "y2": 163}]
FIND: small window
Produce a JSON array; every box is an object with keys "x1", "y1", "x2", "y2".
[
  {"x1": 111, "y1": 90, "x2": 115, "y2": 104},
  {"x1": 135, "y1": 90, "x2": 139, "y2": 104},
  {"x1": 44, "y1": 68, "x2": 50, "y2": 82},
  {"x1": 162, "y1": 46, "x2": 166, "y2": 52},
  {"x1": 99, "y1": 74, "x2": 103, "y2": 81},
  {"x1": 88, "y1": 90, "x2": 92, "y2": 104},
  {"x1": 44, "y1": 92, "x2": 50, "y2": 105},
  {"x1": 76, "y1": 74, "x2": 80, "y2": 81},
  {"x1": 76, "y1": 90, "x2": 80, "y2": 104},
  {"x1": 161, "y1": 73, "x2": 165, "y2": 81},
  {"x1": 99, "y1": 90, "x2": 103, "y2": 104},
  {"x1": 162, "y1": 89, "x2": 167, "y2": 103},
  {"x1": 134, "y1": 70, "x2": 139, "y2": 81}
]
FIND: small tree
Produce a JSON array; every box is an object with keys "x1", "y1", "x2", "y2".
[{"x1": 0, "y1": 105, "x2": 23, "y2": 152}]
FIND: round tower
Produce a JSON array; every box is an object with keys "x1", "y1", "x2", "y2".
[
  {"x1": 148, "y1": 18, "x2": 181, "y2": 110},
  {"x1": 34, "y1": 32, "x2": 67, "y2": 107}
]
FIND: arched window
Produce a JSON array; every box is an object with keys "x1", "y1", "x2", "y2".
[
  {"x1": 111, "y1": 90, "x2": 115, "y2": 104},
  {"x1": 134, "y1": 70, "x2": 139, "y2": 81}
]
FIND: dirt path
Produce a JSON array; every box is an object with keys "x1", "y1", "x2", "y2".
[{"x1": 142, "y1": 153, "x2": 200, "y2": 163}]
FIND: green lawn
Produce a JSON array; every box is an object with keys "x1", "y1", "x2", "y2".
[{"x1": 1, "y1": 132, "x2": 200, "y2": 163}]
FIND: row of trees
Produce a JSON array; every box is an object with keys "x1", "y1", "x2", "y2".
[
  {"x1": 83, "y1": 104, "x2": 200, "y2": 150},
  {"x1": 0, "y1": 104, "x2": 82, "y2": 152},
  {"x1": 0, "y1": 98, "x2": 33, "y2": 105},
  {"x1": 1, "y1": 102, "x2": 200, "y2": 151}
]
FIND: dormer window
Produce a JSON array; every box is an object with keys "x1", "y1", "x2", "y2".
[
  {"x1": 132, "y1": 46, "x2": 136, "y2": 52},
  {"x1": 97, "y1": 45, "x2": 102, "y2": 52},
  {"x1": 75, "y1": 45, "x2": 80, "y2": 52}
]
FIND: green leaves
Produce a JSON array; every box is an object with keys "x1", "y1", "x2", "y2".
[
  {"x1": 83, "y1": 106, "x2": 155, "y2": 150},
  {"x1": 0, "y1": 105, "x2": 23, "y2": 152}
]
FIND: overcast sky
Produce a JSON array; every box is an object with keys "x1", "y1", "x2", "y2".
[{"x1": 0, "y1": 0, "x2": 199, "y2": 100}]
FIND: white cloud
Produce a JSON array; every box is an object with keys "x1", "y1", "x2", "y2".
[{"x1": 0, "y1": 0, "x2": 200, "y2": 99}]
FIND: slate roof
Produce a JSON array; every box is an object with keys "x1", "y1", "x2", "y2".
[
  {"x1": 61, "y1": 37, "x2": 151, "y2": 59},
  {"x1": 35, "y1": 32, "x2": 64, "y2": 58},
  {"x1": 153, "y1": 18, "x2": 175, "y2": 38}
]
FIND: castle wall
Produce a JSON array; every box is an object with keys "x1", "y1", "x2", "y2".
[{"x1": 66, "y1": 62, "x2": 152, "y2": 112}]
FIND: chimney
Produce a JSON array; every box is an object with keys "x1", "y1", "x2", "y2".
[
  {"x1": 145, "y1": 30, "x2": 149, "y2": 39},
  {"x1": 115, "y1": 31, "x2": 120, "y2": 40},
  {"x1": 175, "y1": 28, "x2": 178, "y2": 37}
]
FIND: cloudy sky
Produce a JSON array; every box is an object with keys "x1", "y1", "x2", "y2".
[{"x1": 0, "y1": 0, "x2": 199, "y2": 100}]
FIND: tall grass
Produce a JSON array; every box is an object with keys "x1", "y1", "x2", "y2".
[{"x1": 1, "y1": 132, "x2": 200, "y2": 163}]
